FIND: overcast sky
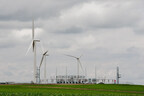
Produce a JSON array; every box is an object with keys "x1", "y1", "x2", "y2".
[{"x1": 0, "y1": 0, "x2": 144, "y2": 85}]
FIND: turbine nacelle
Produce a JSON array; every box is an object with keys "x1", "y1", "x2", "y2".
[
  {"x1": 33, "y1": 40, "x2": 40, "y2": 42},
  {"x1": 32, "y1": 40, "x2": 40, "y2": 51}
]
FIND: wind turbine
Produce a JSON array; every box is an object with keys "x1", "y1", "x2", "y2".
[
  {"x1": 65, "y1": 54, "x2": 84, "y2": 79},
  {"x1": 26, "y1": 19, "x2": 40, "y2": 83},
  {"x1": 39, "y1": 50, "x2": 49, "y2": 84}
]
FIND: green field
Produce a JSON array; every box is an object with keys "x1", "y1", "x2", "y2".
[{"x1": 0, "y1": 84, "x2": 143, "y2": 96}]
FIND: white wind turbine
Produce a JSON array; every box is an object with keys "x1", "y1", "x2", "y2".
[
  {"x1": 65, "y1": 54, "x2": 84, "y2": 79},
  {"x1": 39, "y1": 50, "x2": 49, "y2": 84},
  {"x1": 26, "y1": 19, "x2": 40, "y2": 83}
]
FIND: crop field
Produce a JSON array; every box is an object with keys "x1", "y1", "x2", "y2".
[{"x1": 0, "y1": 84, "x2": 143, "y2": 96}]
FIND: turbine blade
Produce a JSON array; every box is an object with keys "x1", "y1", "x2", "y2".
[
  {"x1": 78, "y1": 59, "x2": 85, "y2": 74},
  {"x1": 39, "y1": 55, "x2": 45, "y2": 68},
  {"x1": 32, "y1": 19, "x2": 34, "y2": 40},
  {"x1": 64, "y1": 54, "x2": 77, "y2": 59},
  {"x1": 25, "y1": 41, "x2": 33, "y2": 56},
  {"x1": 45, "y1": 54, "x2": 49, "y2": 56}
]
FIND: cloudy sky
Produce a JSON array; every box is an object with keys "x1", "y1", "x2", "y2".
[{"x1": 0, "y1": 0, "x2": 144, "y2": 85}]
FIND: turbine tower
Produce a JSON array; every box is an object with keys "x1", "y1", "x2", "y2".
[
  {"x1": 39, "y1": 50, "x2": 49, "y2": 84},
  {"x1": 65, "y1": 54, "x2": 84, "y2": 79},
  {"x1": 44, "y1": 53, "x2": 49, "y2": 83},
  {"x1": 26, "y1": 19, "x2": 40, "y2": 83}
]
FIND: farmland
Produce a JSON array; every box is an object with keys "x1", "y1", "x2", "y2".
[{"x1": 0, "y1": 84, "x2": 143, "y2": 96}]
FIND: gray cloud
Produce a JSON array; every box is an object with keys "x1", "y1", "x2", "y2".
[
  {"x1": 56, "y1": 26, "x2": 83, "y2": 34},
  {"x1": 0, "y1": 0, "x2": 91, "y2": 21}
]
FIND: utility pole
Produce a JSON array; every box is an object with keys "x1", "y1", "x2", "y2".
[
  {"x1": 85, "y1": 68, "x2": 87, "y2": 79},
  {"x1": 116, "y1": 66, "x2": 121, "y2": 84},
  {"x1": 56, "y1": 68, "x2": 57, "y2": 83},
  {"x1": 66, "y1": 66, "x2": 67, "y2": 83},
  {"x1": 77, "y1": 59, "x2": 79, "y2": 81},
  {"x1": 95, "y1": 65, "x2": 97, "y2": 84}
]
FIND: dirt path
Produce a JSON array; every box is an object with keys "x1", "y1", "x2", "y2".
[{"x1": 26, "y1": 86, "x2": 144, "y2": 94}]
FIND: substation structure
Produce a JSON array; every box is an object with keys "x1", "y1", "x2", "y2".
[
  {"x1": 56, "y1": 75, "x2": 116, "y2": 84},
  {"x1": 87, "y1": 78, "x2": 116, "y2": 84},
  {"x1": 56, "y1": 75, "x2": 86, "y2": 84}
]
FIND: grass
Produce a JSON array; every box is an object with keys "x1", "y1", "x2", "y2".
[{"x1": 0, "y1": 84, "x2": 143, "y2": 96}]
